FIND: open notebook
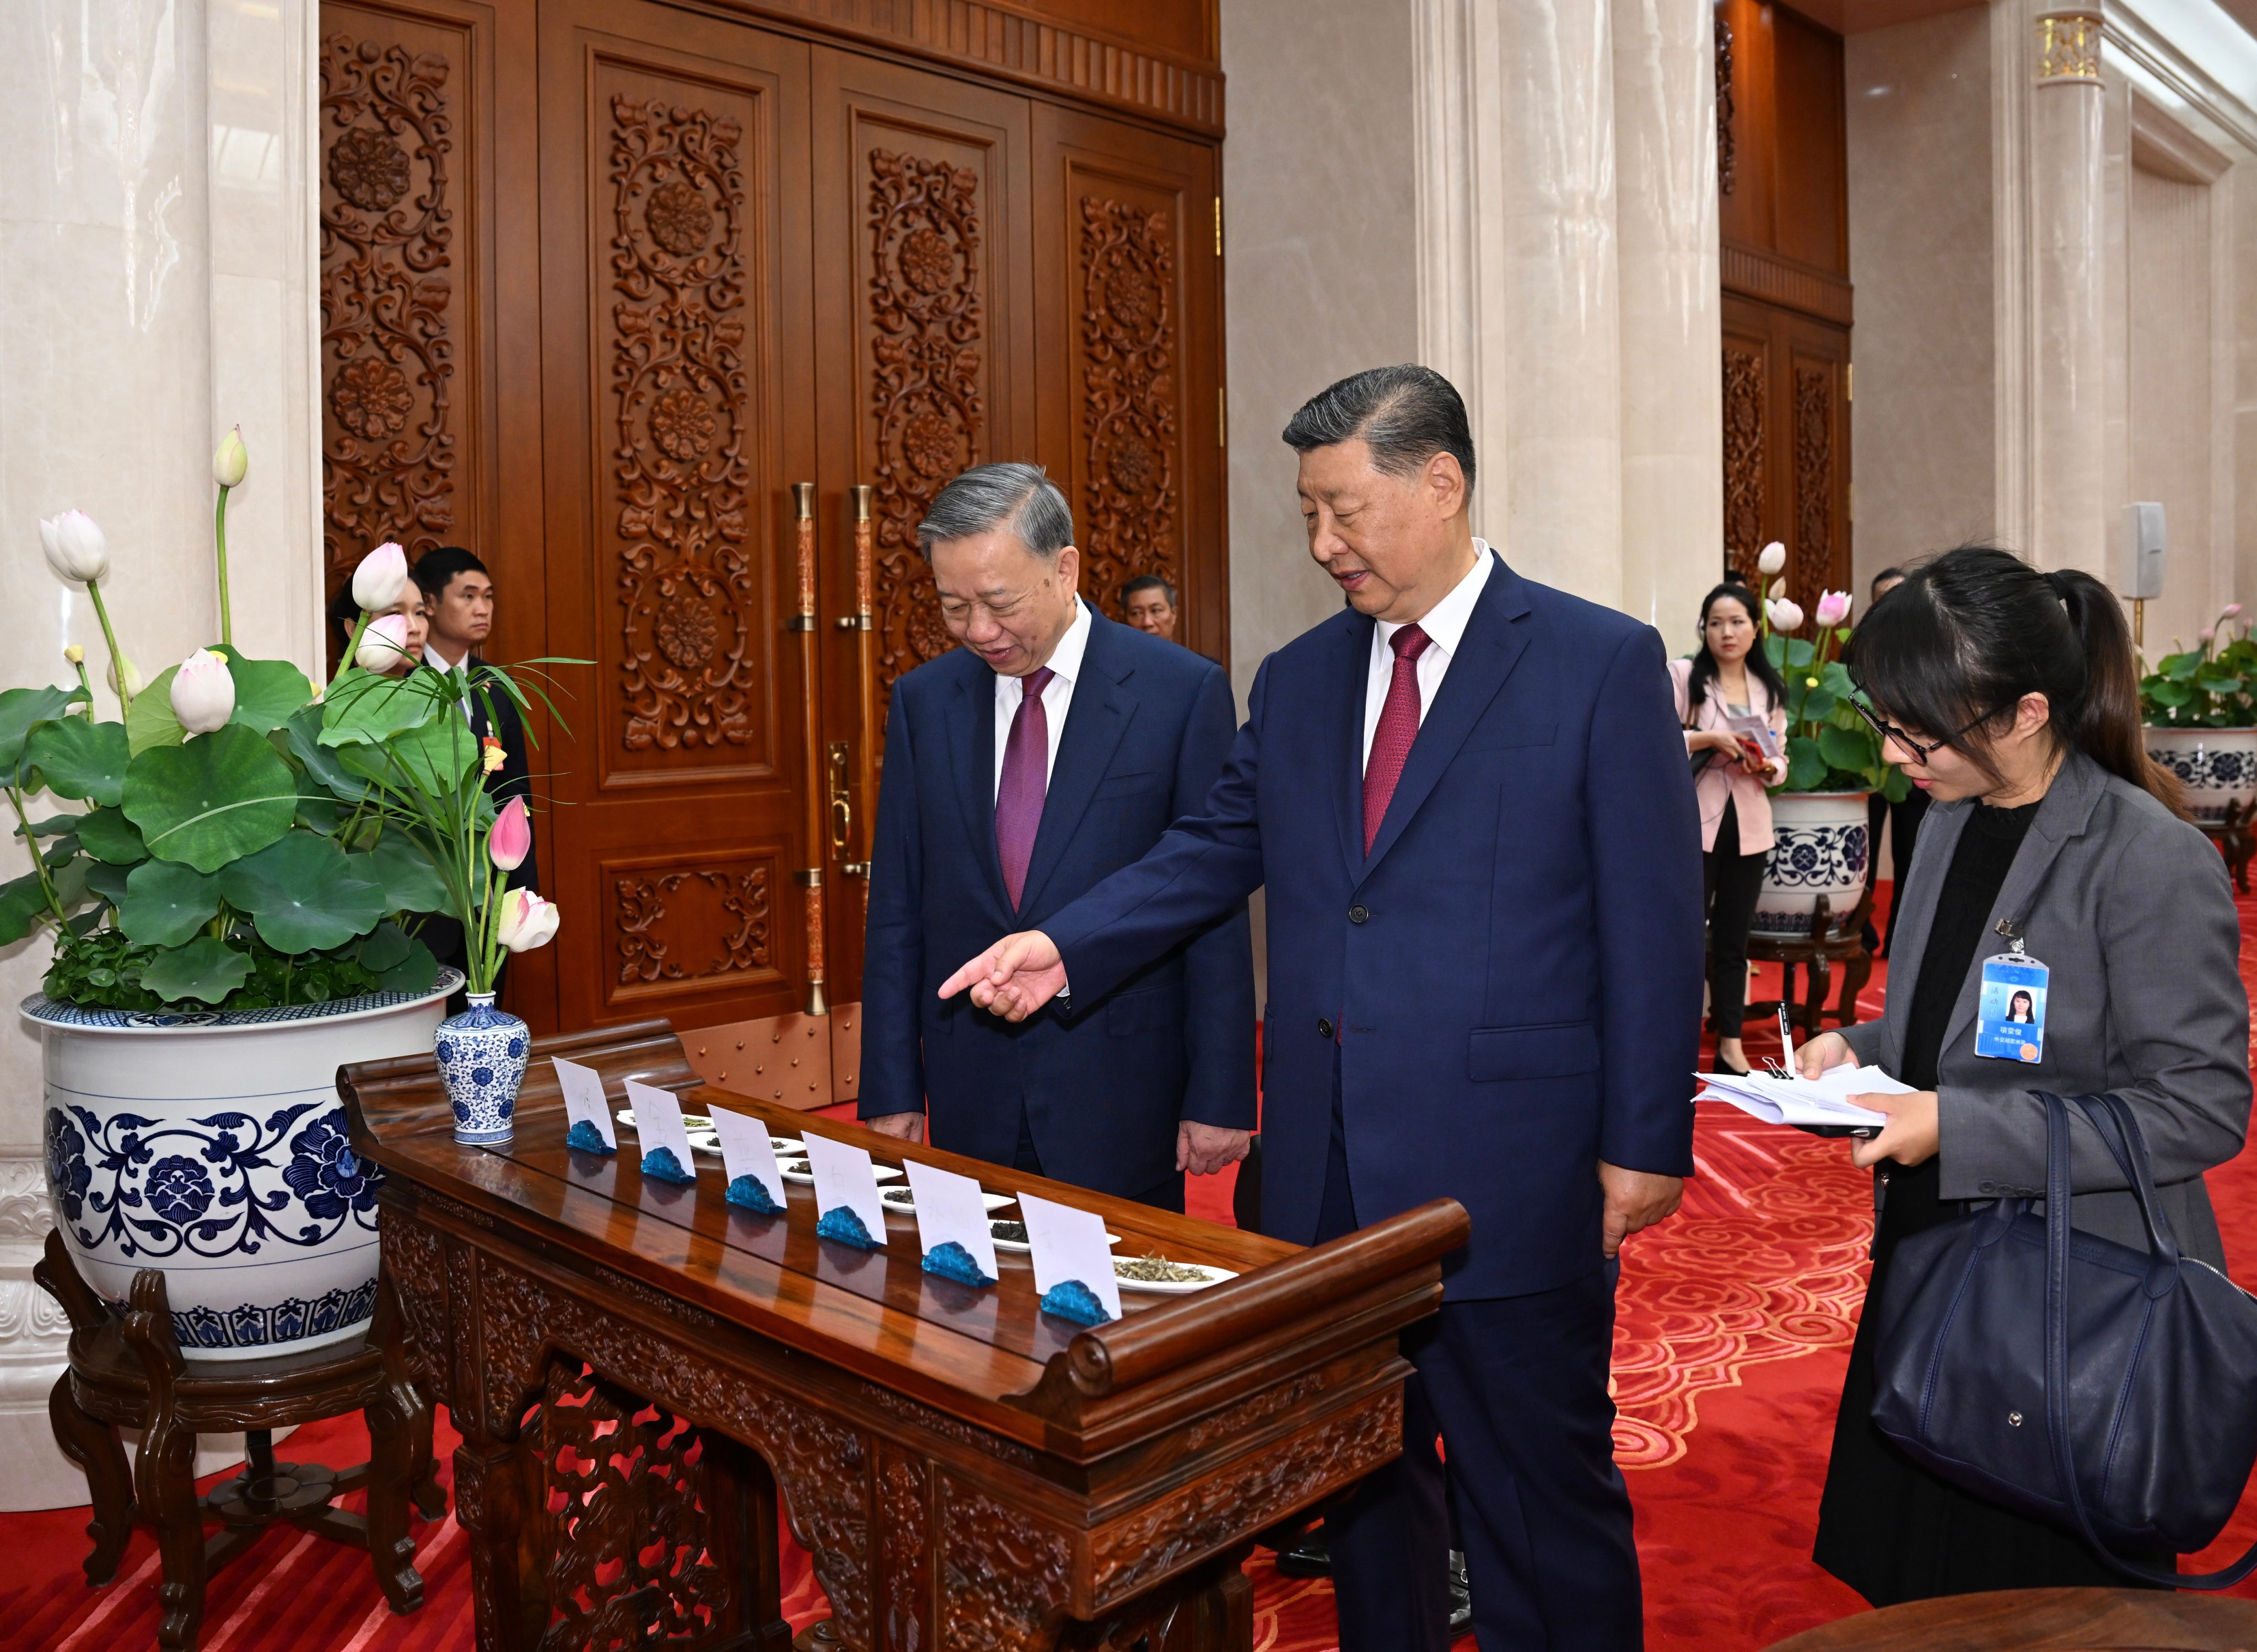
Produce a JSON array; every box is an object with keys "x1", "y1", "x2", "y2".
[{"x1": 1694, "y1": 1063, "x2": 1913, "y2": 1137}]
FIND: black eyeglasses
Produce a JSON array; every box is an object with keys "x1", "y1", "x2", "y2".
[{"x1": 1846, "y1": 695, "x2": 1991, "y2": 764}]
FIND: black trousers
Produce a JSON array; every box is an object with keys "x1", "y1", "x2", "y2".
[
  {"x1": 1010, "y1": 1108, "x2": 1183, "y2": 1213},
  {"x1": 1317, "y1": 1065, "x2": 1641, "y2": 1651},
  {"x1": 1703, "y1": 797, "x2": 1770, "y2": 1039}
]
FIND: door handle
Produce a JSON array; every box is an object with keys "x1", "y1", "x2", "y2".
[
  {"x1": 791, "y1": 482, "x2": 827, "y2": 1015},
  {"x1": 843, "y1": 487, "x2": 879, "y2": 892}
]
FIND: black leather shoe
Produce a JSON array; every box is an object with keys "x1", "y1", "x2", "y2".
[
  {"x1": 1273, "y1": 1533, "x2": 1331, "y2": 1579},
  {"x1": 1448, "y1": 1549, "x2": 1472, "y2": 1633}
]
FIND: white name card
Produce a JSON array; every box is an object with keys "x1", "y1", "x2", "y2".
[
  {"x1": 710, "y1": 1105, "x2": 785, "y2": 1205},
  {"x1": 623, "y1": 1078, "x2": 698, "y2": 1179},
  {"x1": 552, "y1": 1057, "x2": 616, "y2": 1149},
  {"x1": 904, "y1": 1159, "x2": 1001, "y2": 1283},
  {"x1": 1017, "y1": 1190, "x2": 1122, "y2": 1321},
  {"x1": 801, "y1": 1132, "x2": 890, "y2": 1246}
]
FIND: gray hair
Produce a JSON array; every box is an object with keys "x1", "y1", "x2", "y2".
[
  {"x1": 916, "y1": 462, "x2": 1075, "y2": 560},
  {"x1": 1281, "y1": 364, "x2": 1477, "y2": 492}
]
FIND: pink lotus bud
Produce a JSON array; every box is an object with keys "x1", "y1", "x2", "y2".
[
  {"x1": 2201, "y1": 626, "x2": 2216, "y2": 645},
  {"x1": 495, "y1": 887, "x2": 560, "y2": 952},
  {"x1": 1814, "y1": 589, "x2": 1852, "y2": 628},
  {"x1": 1757, "y1": 541, "x2": 1787, "y2": 576},
  {"x1": 488, "y1": 797, "x2": 532, "y2": 871},
  {"x1": 2224, "y1": 604, "x2": 2244, "y2": 620},
  {"x1": 1767, "y1": 598, "x2": 1806, "y2": 633},
  {"x1": 170, "y1": 649, "x2": 236, "y2": 735},
  {"x1": 355, "y1": 611, "x2": 413, "y2": 672},
  {"x1": 351, "y1": 542, "x2": 409, "y2": 612}
]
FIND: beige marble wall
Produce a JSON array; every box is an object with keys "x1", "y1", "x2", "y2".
[
  {"x1": 1844, "y1": 7, "x2": 1996, "y2": 590},
  {"x1": 0, "y1": 0, "x2": 320, "y2": 1509}
]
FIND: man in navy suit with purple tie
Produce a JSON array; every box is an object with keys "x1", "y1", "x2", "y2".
[{"x1": 941, "y1": 369, "x2": 1705, "y2": 1650}]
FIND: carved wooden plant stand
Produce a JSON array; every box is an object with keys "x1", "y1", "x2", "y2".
[
  {"x1": 35, "y1": 1229, "x2": 440, "y2": 1651},
  {"x1": 1746, "y1": 887, "x2": 1876, "y2": 1039},
  {"x1": 340, "y1": 1019, "x2": 1466, "y2": 1652}
]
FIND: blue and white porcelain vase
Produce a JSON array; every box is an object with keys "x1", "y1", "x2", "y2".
[
  {"x1": 1755, "y1": 789, "x2": 1872, "y2": 940},
  {"x1": 2144, "y1": 725, "x2": 2257, "y2": 824},
  {"x1": 24, "y1": 970, "x2": 460, "y2": 1362},
  {"x1": 435, "y1": 991, "x2": 528, "y2": 1146}
]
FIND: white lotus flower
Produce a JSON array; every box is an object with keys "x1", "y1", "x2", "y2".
[
  {"x1": 212, "y1": 426, "x2": 249, "y2": 489},
  {"x1": 170, "y1": 650, "x2": 236, "y2": 735},
  {"x1": 495, "y1": 887, "x2": 561, "y2": 953},
  {"x1": 1767, "y1": 597, "x2": 1806, "y2": 633},
  {"x1": 40, "y1": 511, "x2": 110, "y2": 584},
  {"x1": 355, "y1": 611, "x2": 413, "y2": 672},
  {"x1": 1757, "y1": 541, "x2": 1787, "y2": 576},
  {"x1": 351, "y1": 542, "x2": 409, "y2": 612}
]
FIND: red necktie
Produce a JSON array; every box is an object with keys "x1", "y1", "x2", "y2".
[
  {"x1": 1362, "y1": 625, "x2": 1431, "y2": 855},
  {"x1": 995, "y1": 667, "x2": 1055, "y2": 909}
]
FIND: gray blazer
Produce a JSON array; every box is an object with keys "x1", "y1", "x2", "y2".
[{"x1": 1841, "y1": 749, "x2": 2249, "y2": 1267}]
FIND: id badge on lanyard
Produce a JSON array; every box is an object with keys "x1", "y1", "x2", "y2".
[{"x1": 1973, "y1": 920, "x2": 2048, "y2": 1064}]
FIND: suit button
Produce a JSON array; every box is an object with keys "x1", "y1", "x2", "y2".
[
  {"x1": 1317, "y1": 1018, "x2": 1335, "y2": 1040},
  {"x1": 1348, "y1": 905, "x2": 1369, "y2": 924},
  {"x1": 1979, "y1": 1181, "x2": 1996, "y2": 1195}
]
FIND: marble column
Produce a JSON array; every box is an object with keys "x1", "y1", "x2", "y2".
[
  {"x1": 0, "y1": 0, "x2": 321, "y2": 1509},
  {"x1": 2027, "y1": 5, "x2": 2110, "y2": 575}
]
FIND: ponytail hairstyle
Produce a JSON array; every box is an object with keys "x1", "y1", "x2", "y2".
[
  {"x1": 1844, "y1": 544, "x2": 2187, "y2": 819},
  {"x1": 1685, "y1": 581, "x2": 1789, "y2": 719}
]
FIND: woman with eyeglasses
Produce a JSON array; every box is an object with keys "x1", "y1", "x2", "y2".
[
  {"x1": 1795, "y1": 544, "x2": 2249, "y2": 1601},
  {"x1": 1672, "y1": 581, "x2": 1791, "y2": 1076}
]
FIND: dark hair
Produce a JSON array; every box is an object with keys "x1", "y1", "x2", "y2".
[
  {"x1": 1685, "y1": 582, "x2": 1787, "y2": 718},
  {"x1": 917, "y1": 462, "x2": 1073, "y2": 559},
  {"x1": 1122, "y1": 574, "x2": 1176, "y2": 606},
  {"x1": 413, "y1": 545, "x2": 488, "y2": 601},
  {"x1": 1281, "y1": 364, "x2": 1477, "y2": 493},
  {"x1": 1869, "y1": 565, "x2": 1908, "y2": 598},
  {"x1": 1845, "y1": 543, "x2": 2186, "y2": 817}
]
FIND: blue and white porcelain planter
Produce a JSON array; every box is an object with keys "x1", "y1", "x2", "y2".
[
  {"x1": 2144, "y1": 725, "x2": 2257, "y2": 824},
  {"x1": 1754, "y1": 790, "x2": 1871, "y2": 940},
  {"x1": 23, "y1": 971, "x2": 459, "y2": 1362},
  {"x1": 435, "y1": 992, "x2": 528, "y2": 1145}
]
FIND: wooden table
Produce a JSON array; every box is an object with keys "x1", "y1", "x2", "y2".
[
  {"x1": 1763, "y1": 1586, "x2": 2257, "y2": 1650},
  {"x1": 340, "y1": 1019, "x2": 1467, "y2": 1652}
]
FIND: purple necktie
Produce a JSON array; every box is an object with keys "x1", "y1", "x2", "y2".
[
  {"x1": 995, "y1": 667, "x2": 1055, "y2": 910},
  {"x1": 1363, "y1": 624, "x2": 1431, "y2": 855}
]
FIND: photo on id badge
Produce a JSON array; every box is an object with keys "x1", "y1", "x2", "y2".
[{"x1": 1973, "y1": 955, "x2": 2048, "y2": 1063}]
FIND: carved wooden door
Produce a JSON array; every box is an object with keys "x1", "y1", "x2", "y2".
[
  {"x1": 1720, "y1": 292, "x2": 1850, "y2": 616},
  {"x1": 536, "y1": 0, "x2": 819, "y2": 1034}
]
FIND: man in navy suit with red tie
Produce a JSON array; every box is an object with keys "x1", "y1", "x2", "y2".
[
  {"x1": 942, "y1": 369, "x2": 1705, "y2": 1650},
  {"x1": 859, "y1": 462, "x2": 1255, "y2": 1208}
]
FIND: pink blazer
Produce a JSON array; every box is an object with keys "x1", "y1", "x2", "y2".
[{"x1": 1669, "y1": 656, "x2": 1789, "y2": 856}]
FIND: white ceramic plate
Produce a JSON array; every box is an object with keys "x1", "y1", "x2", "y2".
[
  {"x1": 987, "y1": 1222, "x2": 1119, "y2": 1255},
  {"x1": 617, "y1": 1109, "x2": 798, "y2": 1156},
  {"x1": 775, "y1": 1158, "x2": 903, "y2": 1186},
  {"x1": 877, "y1": 1188, "x2": 1015, "y2": 1214},
  {"x1": 1111, "y1": 1258, "x2": 1236, "y2": 1293},
  {"x1": 616, "y1": 1106, "x2": 716, "y2": 1133}
]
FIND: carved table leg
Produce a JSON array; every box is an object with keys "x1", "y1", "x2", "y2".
[
  {"x1": 47, "y1": 1371, "x2": 134, "y2": 1585},
  {"x1": 408, "y1": 1385, "x2": 448, "y2": 1521},
  {"x1": 123, "y1": 1272, "x2": 208, "y2": 1652},
  {"x1": 454, "y1": 1438, "x2": 542, "y2": 1652},
  {"x1": 1834, "y1": 946, "x2": 1873, "y2": 1027},
  {"x1": 364, "y1": 1390, "x2": 425, "y2": 1613},
  {"x1": 1059, "y1": 1545, "x2": 1256, "y2": 1651}
]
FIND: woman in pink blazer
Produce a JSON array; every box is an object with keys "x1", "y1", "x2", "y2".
[{"x1": 1670, "y1": 582, "x2": 1791, "y2": 1074}]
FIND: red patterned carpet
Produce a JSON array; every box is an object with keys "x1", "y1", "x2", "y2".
[{"x1": 8, "y1": 882, "x2": 2256, "y2": 1651}]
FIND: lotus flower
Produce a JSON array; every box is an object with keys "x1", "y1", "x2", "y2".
[
  {"x1": 1758, "y1": 541, "x2": 1787, "y2": 576},
  {"x1": 495, "y1": 887, "x2": 560, "y2": 952},
  {"x1": 212, "y1": 426, "x2": 248, "y2": 489},
  {"x1": 355, "y1": 611, "x2": 413, "y2": 672},
  {"x1": 170, "y1": 649, "x2": 235, "y2": 735},
  {"x1": 106, "y1": 653, "x2": 143, "y2": 699},
  {"x1": 351, "y1": 542, "x2": 410, "y2": 612},
  {"x1": 2202, "y1": 626, "x2": 2217, "y2": 646},
  {"x1": 488, "y1": 797, "x2": 532, "y2": 871},
  {"x1": 481, "y1": 736, "x2": 506, "y2": 775},
  {"x1": 1814, "y1": 589, "x2": 1852, "y2": 628},
  {"x1": 40, "y1": 511, "x2": 109, "y2": 584},
  {"x1": 1767, "y1": 598, "x2": 1806, "y2": 633}
]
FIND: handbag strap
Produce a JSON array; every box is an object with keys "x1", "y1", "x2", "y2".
[
  {"x1": 2069, "y1": 1092, "x2": 2181, "y2": 1268},
  {"x1": 2040, "y1": 1093, "x2": 2257, "y2": 1589}
]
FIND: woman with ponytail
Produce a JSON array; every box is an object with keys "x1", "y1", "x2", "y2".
[{"x1": 1796, "y1": 544, "x2": 2249, "y2": 1601}]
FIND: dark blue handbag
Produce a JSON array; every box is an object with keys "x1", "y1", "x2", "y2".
[{"x1": 1870, "y1": 1090, "x2": 2257, "y2": 1588}]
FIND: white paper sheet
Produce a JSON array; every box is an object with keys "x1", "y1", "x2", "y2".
[
  {"x1": 1017, "y1": 1191, "x2": 1122, "y2": 1321},
  {"x1": 801, "y1": 1132, "x2": 890, "y2": 1246},
  {"x1": 710, "y1": 1105, "x2": 786, "y2": 1206},
  {"x1": 552, "y1": 1057, "x2": 616, "y2": 1149},
  {"x1": 1694, "y1": 1063, "x2": 1912, "y2": 1130},
  {"x1": 624, "y1": 1077, "x2": 699, "y2": 1178},
  {"x1": 903, "y1": 1159, "x2": 1001, "y2": 1283}
]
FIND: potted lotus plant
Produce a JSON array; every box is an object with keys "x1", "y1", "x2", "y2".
[
  {"x1": 12, "y1": 429, "x2": 568, "y2": 1360},
  {"x1": 2140, "y1": 605, "x2": 2257, "y2": 824},
  {"x1": 1753, "y1": 543, "x2": 1909, "y2": 940}
]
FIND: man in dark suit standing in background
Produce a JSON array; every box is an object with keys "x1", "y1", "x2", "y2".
[
  {"x1": 941, "y1": 369, "x2": 1704, "y2": 1650},
  {"x1": 860, "y1": 463, "x2": 1254, "y2": 1208}
]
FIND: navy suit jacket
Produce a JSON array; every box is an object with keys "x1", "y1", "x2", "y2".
[
  {"x1": 860, "y1": 607, "x2": 1256, "y2": 1197},
  {"x1": 1043, "y1": 554, "x2": 1704, "y2": 1298}
]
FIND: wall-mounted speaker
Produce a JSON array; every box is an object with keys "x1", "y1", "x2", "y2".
[{"x1": 2119, "y1": 501, "x2": 2167, "y2": 601}]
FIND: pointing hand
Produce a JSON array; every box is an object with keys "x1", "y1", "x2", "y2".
[{"x1": 939, "y1": 931, "x2": 1068, "y2": 1023}]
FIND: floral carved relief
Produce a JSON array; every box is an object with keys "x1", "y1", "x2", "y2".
[
  {"x1": 1079, "y1": 197, "x2": 1180, "y2": 618},
  {"x1": 614, "y1": 865, "x2": 772, "y2": 987},
  {"x1": 1722, "y1": 345, "x2": 1765, "y2": 587},
  {"x1": 319, "y1": 35, "x2": 457, "y2": 581},
  {"x1": 866, "y1": 147, "x2": 985, "y2": 713},
  {"x1": 610, "y1": 95, "x2": 756, "y2": 753},
  {"x1": 1793, "y1": 362, "x2": 1835, "y2": 592}
]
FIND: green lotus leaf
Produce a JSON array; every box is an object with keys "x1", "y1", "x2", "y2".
[
  {"x1": 1818, "y1": 722, "x2": 1877, "y2": 775},
  {"x1": 121, "y1": 724, "x2": 298, "y2": 873},
  {"x1": 118, "y1": 859, "x2": 224, "y2": 948},
  {"x1": 357, "y1": 918, "x2": 412, "y2": 972},
  {"x1": 319, "y1": 670, "x2": 444, "y2": 748},
  {"x1": 28, "y1": 716, "x2": 129, "y2": 807},
  {"x1": 341, "y1": 714, "x2": 480, "y2": 798},
  {"x1": 216, "y1": 651, "x2": 315, "y2": 735},
  {"x1": 77, "y1": 806, "x2": 148, "y2": 865},
  {"x1": 125, "y1": 666, "x2": 186, "y2": 755},
  {"x1": 286, "y1": 704, "x2": 368, "y2": 802},
  {"x1": 356, "y1": 833, "x2": 453, "y2": 914},
  {"x1": 0, "y1": 684, "x2": 84, "y2": 773},
  {"x1": 82, "y1": 860, "x2": 132, "y2": 904},
  {"x1": 378, "y1": 937, "x2": 440, "y2": 995},
  {"x1": 1784, "y1": 735, "x2": 1829, "y2": 791},
  {"x1": 0, "y1": 870, "x2": 52, "y2": 945},
  {"x1": 14, "y1": 813, "x2": 80, "y2": 839},
  {"x1": 1881, "y1": 765, "x2": 1914, "y2": 803},
  {"x1": 217, "y1": 832, "x2": 387, "y2": 953},
  {"x1": 1782, "y1": 638, "x2": 1817, "y2": 670},
  {"x1": 139, "y1": 935, "x2": 253, "y2": 1005}
]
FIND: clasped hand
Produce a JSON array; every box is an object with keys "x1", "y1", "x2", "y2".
[{"x1": 1795, "y1": 1030, "x2": 1941, "y2": 1170}]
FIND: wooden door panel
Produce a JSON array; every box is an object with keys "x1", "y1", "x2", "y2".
[
  {"x1": 1721, "y1": 294, "x2": 1772, "y2": 590},
  {"x1": 1032, "y1": 106, "x2": 1226, "y2": 665},
  {"x1": 1786, "y1": 321, "x2": 1850, "y2": 603},
  {"x1": 540, "y1": 0, "x2": 817, "y2": 1032}
]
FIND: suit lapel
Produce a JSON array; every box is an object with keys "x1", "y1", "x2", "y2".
[
  {"x1": 1936, "y1": 753, "x2": 2107, "y2": 1056},
  {"x1": 1018, "y1": 617, "x2": 1136, "y2": 915},
  {"x1": 945, "y1": 659, "x2": 1012, "y2": 915},
  {"x1": 1360, "y1": 555, "x2": 1533, "y2": 877},
  {"x1": 1332, "y1": 613, "x2": 1375, "y2": 879}
]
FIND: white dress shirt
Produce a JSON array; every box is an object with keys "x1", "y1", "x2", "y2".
[
  {"x1": 425, "y1": 643, "x2": 473, "y2": 722},
  {"x1": 1360, "y1": 542, "x2": 1496, "y2": 772},
  {"x1": 992, "y1": 597, "x2": 1092, "y2": 799}
]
